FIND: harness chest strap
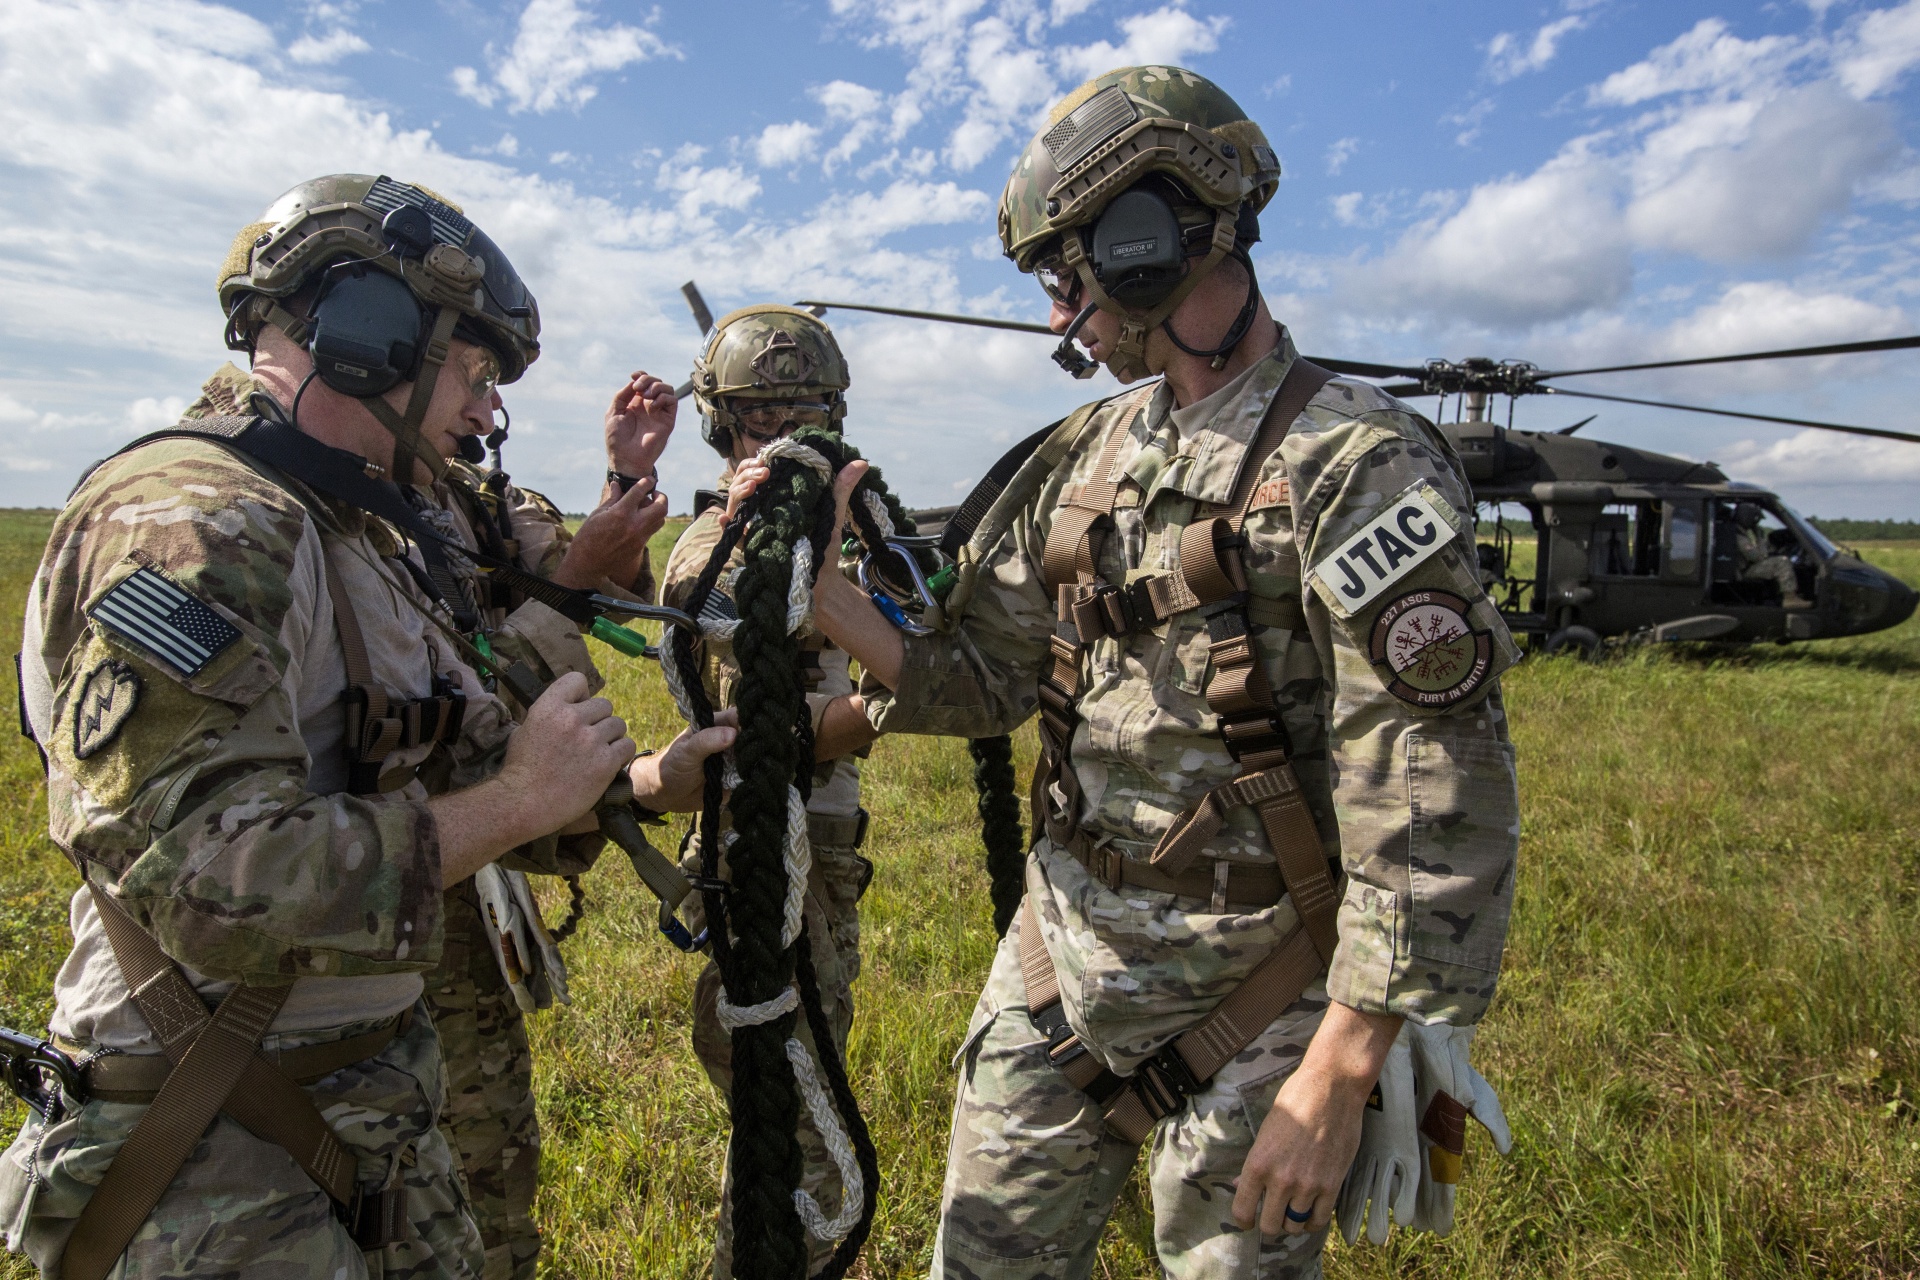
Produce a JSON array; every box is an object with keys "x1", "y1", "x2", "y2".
[
  {"x1": 322, "y1": 541, "x2": 467, "y2": 796},
  {"x1": 1021, "y1": 358, "x2": 1342, "y2": 1140},
  {"x1": 63, "y1": 887, "x2": 402, "y2": 1280}
]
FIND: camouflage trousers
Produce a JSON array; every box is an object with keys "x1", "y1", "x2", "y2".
[
  {"x1": 424, "y1": 879, "x2": 541, "y2": 1280},
  {"x1": 684, "y1": 840, "x2": 872, "y2": 1280},
  {"x1": 932, "y1": 905, "x2": 1332, "y2": 1280},
  {"x1": 0, "y1": 1004, "x2": 483, "y2": 1279}
]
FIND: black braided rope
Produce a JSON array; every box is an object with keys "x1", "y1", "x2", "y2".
[
  {"x1": 968, "y1": 736, "x2": 1026, "y2": 936},
  {"x1": 548, "y1": 874, "x2": 587, "y2": 944},
  {"x1": 668, "y1": 426, "x2": 1026, "y2": 1274}
]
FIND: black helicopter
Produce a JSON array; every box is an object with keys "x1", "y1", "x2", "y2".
[{"x1": 673, "y1": 285, "x2": 1919, "y2": 654}]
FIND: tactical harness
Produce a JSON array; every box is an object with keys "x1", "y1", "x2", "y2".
[
  {"x1": 37, "y1": 412, "x2": 577, "y2": 1278},
  {"x1": 1018, "y1": 358, "x2": 1339, "y2": 1145}
]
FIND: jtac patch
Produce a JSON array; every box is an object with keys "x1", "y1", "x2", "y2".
[
  {"x1": 72, "y1": 659, "x2": 141, "y2": 759},
  {"x1": 1368, "y1": 590, "x2": 1492, "y2": 709},
  {"x1": 1307, "y1": 483, "x2": 1456, "y2": 612},
  {"x1": 89, "y1": 567, "x2": 242, "y2": 678}
]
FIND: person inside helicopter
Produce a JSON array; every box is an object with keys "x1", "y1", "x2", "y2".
[{"x1": 1723, "y1": 500, "x2": 1813, "y2": 609}]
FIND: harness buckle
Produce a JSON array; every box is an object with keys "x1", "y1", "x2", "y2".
[
  {"x1": 1132, "y1": 1042, "x2": 1206, "y2": 1121},
  {"x1": 1220, "y1": 713, "x2": 1292, "y2": 762}
]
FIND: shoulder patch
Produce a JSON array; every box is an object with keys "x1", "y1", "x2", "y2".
[
  {"x1": 1369, "y1": 590, "x2": 1493, "y2": 709},
  {"x1": 72, "y1": 659, "x2": 142, "y2": 759},
  {"x1": 1307, "y1": 482, "x2": 1456, "y2": 613},
  {"x1": 88, "y1": 563, "x2": 242, "y2": 677},
  {"x1": 1247, "y1": 476, "x2": 1290, "y2": 514}
]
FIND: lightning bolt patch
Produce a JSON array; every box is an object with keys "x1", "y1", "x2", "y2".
[{"x1": 72, "y1": 659, "x2": 142, "y2": 760}]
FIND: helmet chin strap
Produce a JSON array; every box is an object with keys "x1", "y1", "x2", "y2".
[
  {"x1": 1161, "y1": 250, "x2": 1260, "y2": 370},
  {"x1": 360, "y1": 306, "x2": 459, "y2": 484},
  {"x1": 1060, "y1": 208, "x2": 1239, "y2": 383}
]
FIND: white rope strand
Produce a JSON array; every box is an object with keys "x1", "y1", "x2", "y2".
[
  {"x1": 862, "y1": 489, "x2": 895, "y2": 540},
  {"x1": 715, "y1": 983, "x2": 799, "y2": 1030},
  {"x1": 785, "y1": 1036, "x2": 866, "y2": 1242},
  {"x1": 787, "y1": 537, "x2": 814, "y2": 635},
  {"x1": 758, "y1": 438, "x2": 833, "y2": 483},
  {"x1": 781, "y1": 783, "x2": 810, "y2": 948}
]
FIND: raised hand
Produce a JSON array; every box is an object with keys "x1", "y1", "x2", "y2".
[{"x1": 606, "y1": 371, "x2": 677, "y2": 480}]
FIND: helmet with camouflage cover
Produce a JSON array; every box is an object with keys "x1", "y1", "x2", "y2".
[
  {"x1": 217, "y1": 174, "x2": 541, "y2": 480},
  {"x1": 999, "y1": 66, "x2": 1280, "y2": 381},
  {"x1": 691, "y1": 305, "x2": 851, "y2": 457}
]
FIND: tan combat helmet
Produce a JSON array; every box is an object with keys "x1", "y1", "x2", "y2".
[
  {"x1": 999, "y1": 66, "x2": 1280, "y2": 381},
  {"x1": 691, "y1": 305, "x2": 851, "y2": 456},
  {"x1": 217, "y1": 173, "x2": 541, "y2": 481}
]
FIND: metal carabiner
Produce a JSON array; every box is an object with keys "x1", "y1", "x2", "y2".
[{"x1": 857, "y1": 548, "x2": 938, "y2": 636}]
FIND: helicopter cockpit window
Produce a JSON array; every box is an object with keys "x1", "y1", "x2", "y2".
[
  {"x1": 1710, "y1": 499, "x2": 1814, "y2": 606},
  {"x1": 1591, "y1": 502, "x2": 1662, "y2": 577},
  {"x1": 1779, "y1": 504, "x2": 1838, "y2": 559}
]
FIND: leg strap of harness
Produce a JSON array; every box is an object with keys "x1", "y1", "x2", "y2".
[
  {"x1": 63, "y1": 888, "x2": 401, "y2": 1280},
  {"x1": 1019, "y1": 897, "x2": 1326, "y2": 1147}
]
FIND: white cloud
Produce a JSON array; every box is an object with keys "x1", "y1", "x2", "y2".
[
  {"x1": 1325, "y1": 137, "x2": 1360, "y2": 175},
  {"x1": 1714, "y1": 429, "x2": 1920, "y2": 486},
  {"x1": 1590, "y1": 18, "x2": 1806, "y2": 106},
  {"x1": 1626, "y1": 84, "x2": 1897, "y2": 260},
  {"x1": 127, "y1": 395, "x2": 186, "y2": 433},
  {"x1": 452, "y1": 0, "x2": 678, "y2": 114},
  {"x1": 1486, "y1": 14, "x2": 1586, "y2": 82},
  {"x1": 816, "y1": 79, "x2": 884, "y2": 122},
  {"x1": 0, "y1": 0, "x2": 1035, "y2": 510},
  {"x1": 754, "y1": 121, "x2": 822, "y2": 168},
  {"x1": 287, "y1": 28, "x2": 368, "y2": 64},
  {"x1": 1054, "y1": 5, "x2": 1230, "y2": 82},
  {"x1": 1351, "y1": 154, "x2": 1631, "y2": 327},
  {"x1": 1834, "y1": 0, "x2": 1920, "y2": 96}
]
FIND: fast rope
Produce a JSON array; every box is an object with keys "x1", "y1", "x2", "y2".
[
  {"x1": 663, "y1": 427, "x2": 874, "y2": 1279},
  {"x1": 660, "y1": 426, "x2": 1026, "y2": 1275}
]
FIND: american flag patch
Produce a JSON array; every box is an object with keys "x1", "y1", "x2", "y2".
[
  {"x1": 89, "y1": 568, "x2": 242, "y2": 677},
  {"x1": 362, "y1": 175, "x2": 474, "y2": 249}
]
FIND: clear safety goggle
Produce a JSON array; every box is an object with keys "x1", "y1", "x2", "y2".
[
  {"x1": 459, "y1": 344, "x2": 501, "y2": 403},
  {"x1": 731, "y1": 400, "x2": 835, "y2": 440},
  {"x1": 1032, "y1": 249, "x2": 1084, "y2": 309}
]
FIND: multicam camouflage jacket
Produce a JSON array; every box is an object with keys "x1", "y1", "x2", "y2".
[
  {"x1": 20, "y1": 384, "x2": 598, "y2": 1050},
  {"x1": 661, "y1": 474, "x2": 862, "y2": 820},
  {"x1": 865, "y1": 330, "x2": 1521, "y2": 1066}
]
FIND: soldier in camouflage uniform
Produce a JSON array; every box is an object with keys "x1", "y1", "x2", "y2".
[
  {"x1": 415, "y1": 374, "x2": 673, "y2": 1280},
  {"x1": 0, "y1": 175, "x2": 729, "y2": 1279},
  {"x1": 186, "y1": 350, "x2": 674, "y2": 1280},
  {"x1": 794, "y1": 68, "x2": 1522, "y2": 1278},
  {"x1": 658, "y1": 306, "x2": 880, "y2": 1279}
]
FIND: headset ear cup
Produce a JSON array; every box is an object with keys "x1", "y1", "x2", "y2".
[
  {"x1": 308, "y1": 268, "x2": 427, "y2": 398},
  {"x1": 1089, "y1": 187, "x2": 1187, "y2": 310}
]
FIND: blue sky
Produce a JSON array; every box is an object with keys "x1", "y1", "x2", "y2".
[{"x1": 3, "y1": 0, "x2": 1919, "y2": 516}]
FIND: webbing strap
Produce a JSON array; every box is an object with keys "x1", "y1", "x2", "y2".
[
  {"x1": 1018, "y1": 895, "x2": 1325, "y2": 1147},
  {"x1": 1038, "y1": 392, "x2": 1150, "y2": 596},
  {"x1": 66, "y1": 888, "x2": 366, "y2": 1280},
  {"x1": 1100, "y1": 924, "x2": 1324, "y2": 1145},
  {"x1": 321, "y1": 541, "x2": 466, "y2": 794},
  {"x1": 362, "y1": 308, "x2": 458, "y2": 484}
]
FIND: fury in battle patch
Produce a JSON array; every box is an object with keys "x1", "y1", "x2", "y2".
[{"x1": 1368, "y1": 590, "x2": 1492, "y2": 708}]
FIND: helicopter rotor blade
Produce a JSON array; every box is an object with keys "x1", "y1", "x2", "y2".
[
  {"x1": 1556, "y1": 415, "x2": 1599, "y2": 436},
  {"x1": 1378, "y1": 383, "x2": 1427, "y2": 397},
  {"x1": 1543, "y1": 387, "x2": 1920, "y2": 444},
  {"x1": 680, "y1": 281, "x2": 715, "y2": 337},
  {"x1": 1313, "y1": 358, "x2": 1430, "y2": 379},
  {"x1": 794, "y1": 300, "x2": 1054, "y2": 334},
  {"x1": 1539, "y1": 333, "x2": 1920, "y2": 380}
]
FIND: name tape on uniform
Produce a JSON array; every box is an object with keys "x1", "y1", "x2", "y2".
[{"x1": 1307, "y1": 485, "x2": 1457, "y2": 612}]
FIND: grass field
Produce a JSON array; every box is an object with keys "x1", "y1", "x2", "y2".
[{"x1": 3, "y1": 512, "x2": 1918, "y2": 1278}]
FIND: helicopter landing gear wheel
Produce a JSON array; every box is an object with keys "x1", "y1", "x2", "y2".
[{"x1": 1544, "y1": 625, "x2": 1603, "y2": 660}]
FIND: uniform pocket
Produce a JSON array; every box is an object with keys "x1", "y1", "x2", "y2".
[{"x1": 1406, "y1": 733, "x2": 1518, "y2": 972}]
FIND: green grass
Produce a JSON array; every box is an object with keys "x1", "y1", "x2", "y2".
[{"x1": 4, "y1": 519, "x2": 1918, "y2": 1278}]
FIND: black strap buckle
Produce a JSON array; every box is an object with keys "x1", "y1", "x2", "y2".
[
  {"x1": 1219, "y1": 712, "x2": 1292, "y2": 762},
  {"x1": 342, "y1": 1181, "x2": 408, "y2": 1250},
  {"x1": 1131, "y1": 1043, "x2": 1207, "y2": 1121},
  {"x1": 1, "y1": 1027, "x2": 85, "y2": 1121}
]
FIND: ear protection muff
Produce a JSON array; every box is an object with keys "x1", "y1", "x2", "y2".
[
  {"x1": 308, "y1": 266, "x2": 427, "y2": 398},
  {"x1": 1089, "y1": 187, "x2": 1187, "y2": 309}
]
